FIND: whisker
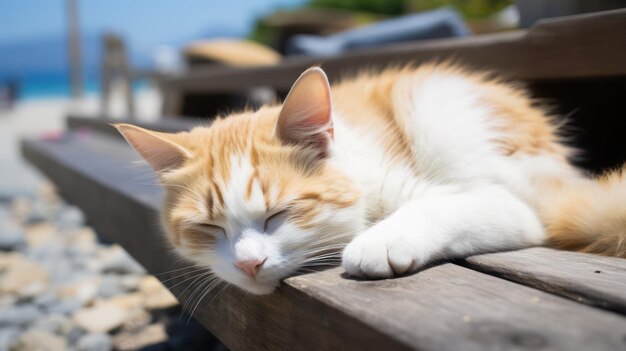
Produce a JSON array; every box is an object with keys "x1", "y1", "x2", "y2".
[
  {"x1": 159, "y1": 267, "x2": 210, "y2": 283},
  {"x1": 187, "y1": 282, "x2": 228, "y2": 324},
  {"x1": 171, "y1": 272, "x2": 216, "y2": 295},
  {"x1": 153, "y1": 264, "x2": 206, "y2": 276},
  {"x1": 183, "y1": 276, "x2": 221, "y2": 313}
]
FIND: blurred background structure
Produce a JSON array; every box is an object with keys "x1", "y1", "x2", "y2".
[{"x1": 1, "y1": 1, "x2": 626, "y2": 350}]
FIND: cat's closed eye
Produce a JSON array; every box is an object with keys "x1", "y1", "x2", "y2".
[
  {"x1": 196, "y1": 223, "x2": 226, "y2": 236},
  {"x1": 264, "y1": 210, "x2": 288, "y2": 233}
]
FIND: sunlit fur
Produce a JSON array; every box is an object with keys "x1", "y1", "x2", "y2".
[{"x1": 117, "y1": 63, "x2": 626, "y2": 295}]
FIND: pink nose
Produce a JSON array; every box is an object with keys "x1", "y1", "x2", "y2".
[{"x1": 235, "y1": 258, "x2": 267, "y2": 278}]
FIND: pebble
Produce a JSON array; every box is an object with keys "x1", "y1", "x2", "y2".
[
  {"x1": 106, "y1": 292, "x2": 144, "y2": 310},
  {"x1": 76, "y1": 333, "x2": 113, "y2": 351},
  {"x1": 0, "y1": 255, "x2": 48, "y2": 296},
  {"x1": 99, "y1": 246, "x2": 145, "y2": 275},
  {"x1": 139, "y1": 276, "x2": 178, "y2": 310},
  {"x1": 24, "y1": 198, "x2": 53, "y2": 224},
  {"x1": 0, "y1": 304, "x2": 41, "y2": 328},
  {"x1": 56, "y1": 206, "x2": 85, "y2": 229},
  {"x1": 70, "y1": 227, "x2": 98, "y2": 254},
  {"x1": 73, "y1": 303, "x2": 128, "y2": 333},
  {"x1": 33, "y1": 292, "x2": 59, "y2": 309},
  {"x1": 0, "y1": 252, "x2": 20, "y2": 270},
  {"x1": 119, "y1": 274, "x2": 141, "y2": 291},
  {"x1": 121, "y1": 308, "x2": 152, "y2": 332},
  {"x1": 0, "y1": 327, "x2": 20, "y2": 351},
  {"x1": 12, "y1": 329, "x2": 67, "y2": 351},
  {"x1": 30, "y1": 314, "x2": 74, "y2": 335},
  {"x1": 0, "y1": 294, "x2": 17, "y2": 309},
  {"x1": 24, "y1": 222, "x2": 56, "y2": 248},
  {"x1": 112, "y1": 324, "x2": 168, "y2": 351},
  {"x1": 0, "y1": 222, "x2": 25, "y2": 251},
  {"x1": 1, "y1": 181, "x2": 222, "y2": 350},
  {"x1": 97, "y1": 274, "x2": 128, "y2": 298},
  {"x1": 67, "y1": 326, "x2": 86, "y2": 345},
  {"x1": 46, "y1": 297, "x2": 83, "y2": 315},
  {"x1": 57, "y1": 277, "x2": 100, "y2": 304}
]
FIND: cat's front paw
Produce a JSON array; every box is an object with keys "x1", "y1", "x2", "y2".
[{"x1": 342, "y1": 227, "x2": 424, "y2": 279}]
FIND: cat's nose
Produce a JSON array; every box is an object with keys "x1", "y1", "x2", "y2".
[{"x1": 235, "y1": 258, "x2": 267, "y2": 278}]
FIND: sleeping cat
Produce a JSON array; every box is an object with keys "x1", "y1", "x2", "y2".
[{"x1": 115, "y1": 64, "x2": 625, "y2": 295}]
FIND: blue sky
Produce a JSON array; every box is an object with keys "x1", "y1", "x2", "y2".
[{"x1": 0, "y1": 0, "x2": 307, "y2": 49}]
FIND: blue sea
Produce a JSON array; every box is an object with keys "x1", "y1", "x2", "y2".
[{"x1": 4, "y1": 72, "x2": 147, "y2": 100}]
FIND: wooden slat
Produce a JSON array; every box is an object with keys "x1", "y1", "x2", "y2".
[
  {"x1": 57, "y1": 118, "x2": 626, "y2": 316},
  {"x1": 161, "y1": 9, "x2": 626, "y2": 99},
  {"x1": 465, "y1": 247, "x2": 626, "y2": 314},
  {"x1": 22, "y1": 132, "x2": 626, "y2": 351}
]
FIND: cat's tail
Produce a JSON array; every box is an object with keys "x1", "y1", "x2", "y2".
[{"x1": 539, "y1": 166, "x2": 626, "y2": 257}]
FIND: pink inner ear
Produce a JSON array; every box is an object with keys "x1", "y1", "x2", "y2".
[
  {"x1": 115, "y1": 124, "x2": 191, "y2": 173},
  {"x1": 277, "y1": 67, "x2": 334, "y2": 153}
]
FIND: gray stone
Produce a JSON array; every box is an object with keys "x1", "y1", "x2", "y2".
[
  {"x1": 76, "y1": 333, "x2": 113, "y2": 351},
  {"x1": 0, "y1": 327, "x2": 20, "y2": 351},
  {"x1": 0, "y1": 294, "x2": 17, "y2": 309},
  {"x1": 46, "y1": 298, "x2": 83, "y2": 315},
  {"x1": 0, "y1": 305, "x2": 41, "y2": 328},
  {"x1": 97, "y1": 275, "x2": 126, "y2": 298},
  {"x1": 118, "y1": 275, "x2": 141, "y2": 292},
  {"x1": 46, "y1": 259, "x2": 80, "y2": 285},
  {"x1": 100, "y1": 251, "x2": 145, "y2": 275},
  {"x1": 0, "y1": 222, "x2": 25, "y2": 251},
  {"x1": 67, "y1": 327, "x2": 85, "y2": 345},
  {"x1": 57, "y1": 206, "x2": 85, "y2": 229},
  {"x1": 24, "y1": 198, "x2": 52, "y2": 224},
  {"x1": 33, "y1": 292, "x2": 59, "y2": 309},
  {"x1": 27, "y1": 244, "x2": 64, "y2": 263},
  {"x1": 31, "y1": 314, "x2": 74, "y2": 335}
]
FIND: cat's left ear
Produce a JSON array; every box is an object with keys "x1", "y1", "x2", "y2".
[
  {"x1": 276, "y1": 67, "x2": 333, "y2": 157},
  {"x1": 113, "y1": 123, "x2": 192, "y2": 174}
]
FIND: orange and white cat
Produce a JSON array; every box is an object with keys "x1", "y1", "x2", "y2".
[{"x1": 116, "y1": 64, "x2": 625, "y2": 295}]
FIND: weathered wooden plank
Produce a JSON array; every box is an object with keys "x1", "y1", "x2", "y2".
[
  {"x1": 291, "y1": 265, "x2": 626, "y2": 351},
  {"x1": 161, "y1": 9, "x2": 626, "y2": 100},
  {"x1": 22, "y1": 131, "x2": 626, "y2": 350},
  {"x1": 53, "y1": 119, "x2": 626, "y2": 316},
  {"x1": 465, "y1": 247, "x2": 626, "y2": 314}
]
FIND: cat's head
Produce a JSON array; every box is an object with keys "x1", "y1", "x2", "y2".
[{"x1": 116, "y1": 68, "x2": 364, "y2": 294}]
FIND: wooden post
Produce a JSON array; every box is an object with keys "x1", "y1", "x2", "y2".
[{"x1": 66, "y1": 0, "x2": 83, "y2": 98}]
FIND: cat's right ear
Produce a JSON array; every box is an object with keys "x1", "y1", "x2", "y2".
[
  {"x1": 113, "y1": 123, "x2": 192, "y2": 173},
  {"x1": 276, "y1": 67, "x2": 333, "y2": 158}
]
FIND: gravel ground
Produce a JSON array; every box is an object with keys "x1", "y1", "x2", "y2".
[
  {"x1": 0, "y1": 183, "x2": 224, "y2": 351},
  {"x1": 0, "y1": 98, "x2": 224, "y2": 351}
]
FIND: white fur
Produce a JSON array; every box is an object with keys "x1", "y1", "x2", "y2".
[
  {"x1": 335, "y1": 72, "x2": 547, "y2": 278},
  {"x1": 184, "y1": 69, "x2": 556, "y2": 292}
]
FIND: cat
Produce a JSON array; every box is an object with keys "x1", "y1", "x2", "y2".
[{"x1": 115, "y1": 64, "x2": 626, "y2": 295}]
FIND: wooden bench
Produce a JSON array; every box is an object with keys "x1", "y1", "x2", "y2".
[{"x1": 23, "y1": 9, "x2": 626, "y2": 351}]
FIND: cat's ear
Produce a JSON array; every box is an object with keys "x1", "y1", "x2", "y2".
[
  {"x1": 113, "y1": 123, "x2": 192, "y2": 173},
  {"x1": 276, "y1": 67, "x2": 333, "y2": 157}
]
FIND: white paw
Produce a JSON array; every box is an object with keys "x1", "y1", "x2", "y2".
[{"x1": 342, "y1": 226, "x2": 427, "y2": 278}]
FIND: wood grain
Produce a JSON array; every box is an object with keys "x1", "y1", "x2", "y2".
[
  {"x1": 22, "y1": 132, "x2": 626, "y2": 351},
  {"x1": 465, "y1": 247, "x2": 626, "y2": 314}
]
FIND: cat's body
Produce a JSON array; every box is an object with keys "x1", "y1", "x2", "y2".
[{"x1": 116, "y1": 64, "x2": 626, "y2": 295}]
